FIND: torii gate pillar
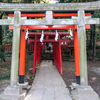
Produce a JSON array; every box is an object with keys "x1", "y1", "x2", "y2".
[
  {"x1": 71, "y1": 10, "x2": 99, "y2": 100},
  {"x1": 10, "y1": 11, "x2": 21, "y2": 86},
  {"x1": 78, "y1": 9, "x2": 88, "y2": 86},
  {"x1": 0, "y1": 11, "x2": 23, "y2": 100}
]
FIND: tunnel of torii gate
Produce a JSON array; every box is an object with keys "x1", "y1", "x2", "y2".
[{"x1": 8, "y1": 13, "x2": 91, "y2": 84}]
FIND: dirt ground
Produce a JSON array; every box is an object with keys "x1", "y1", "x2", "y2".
[
  {"x1": 62, "y1": 61, "x2": 100, "y2": 97},
  {"x1": 0, "y1": 57, "x2": 11, "y2": 94},
  {"x1": 0, "y1": 56, "x2": 100, "y2": 98}
]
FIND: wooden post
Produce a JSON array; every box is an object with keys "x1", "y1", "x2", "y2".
[
  {"x1": 33, "y1": 35, "x2": 37, "y2": 74},
  {"x1": 73, "y1": 25, "x2": 80, "y2": 84},
  {"x1": 53, "y1": 43, "x2": 55, "y2": 64},
  {"x1": 53, "y1": 36, "x2": 62, "y2": 74},
  {"x1": 58, "y1": 35, "x2": 63, "y2": 74},
  {"x1": 19, "y1": 26, "x2": 26, "y2": 83},
  {"x1": 10, "y1": 11, "x2": 21, "y2": 86},
  {"x1": 78, "y1": 9, "x2": 88, "y2": 86},
  {"x1": 37, "y1": 43, "x2": 41, "y2": 64}
]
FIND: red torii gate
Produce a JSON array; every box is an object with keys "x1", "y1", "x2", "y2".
[
  {"x1": 28, "y1": 32, "x2": 70, "y2": 74},
  {"x1": 8, "y1": 13, "x2": 90, "y2": 84}
]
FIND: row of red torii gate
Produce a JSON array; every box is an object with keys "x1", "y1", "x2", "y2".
[{"x1": 7, "y1": 12, "x2": 91, "y2": 84}]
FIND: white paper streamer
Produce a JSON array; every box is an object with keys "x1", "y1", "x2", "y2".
[
  {"x1": 55, "y1": 30, "x2": 58, "y2": 41},
  {"x1": 40, "y1": 30, "x2": 44, "y2": 42},
  {"x1": 25, "y1": 28, "x2": 29, "y2": 40},
  {"x1": 70, "y1": 28, "x2": 73, "y2": 36}
]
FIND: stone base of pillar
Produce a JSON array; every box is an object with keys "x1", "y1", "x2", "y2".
[
  {"x1": 0, "y1": 90, "x2": 27, "y2": 100},
  {"x1": 17, "y1": 82, "x2": 28, "y2": 93},
  {"x1": 0, "y1": 82, "x2": 30, "y2": 100},
  {"x1": 71, "y1": 83, "x2": 99, "y2": 100}
]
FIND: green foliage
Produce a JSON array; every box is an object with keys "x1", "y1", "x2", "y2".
[
  {"x1": 2, "y1": 25, "x2": 13, "y2": 45},
  {"x1": 86, "y1": 10, "x2": 100, "y2": 47},
  {"x1": 12, "y1": 0, "x2": 49, "y2": 3},
  {"x1": 86, "y1": 10, "x2": 100, "y2": 60},
  {"x1": 0, "y1": 0, "x2": 12, "y2": 3},
  {"x1": 92, "y1": 11, "x2": 100, "y2": 42},
  {"x1": 0, "y1": 66, "x2": 10, "y2": 79},
  {"x1": 60, "y1": 0, "x2": 99, "y2": 3}
]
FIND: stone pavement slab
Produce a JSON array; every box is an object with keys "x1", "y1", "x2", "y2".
[{"x1": 24, "y1": 60, "x2": 72, "y2": 100}]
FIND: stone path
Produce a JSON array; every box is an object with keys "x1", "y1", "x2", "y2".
[{"x1": 24, "y1": 60, "x2": 72, "y2": 100}]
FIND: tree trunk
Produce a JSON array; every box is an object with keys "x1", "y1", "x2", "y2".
[
  {"x1": 0, "y1": 25, "x2": 2, "y2": 45},
  {"x1": 0, "y1": 12, "x2": 6, "y2": 62},
  {"x1": 0, "y1": 13, "x2": 2, "y2": 45},
  {"x1": 0, "y1": 12, "x2": 4, "y2": 45},
  {"x1": 92, "y1": 25, "x2": 96, "y2": 62},
  {"x1": 90, "y1": 25, "x2": 93, "y2": 48}
]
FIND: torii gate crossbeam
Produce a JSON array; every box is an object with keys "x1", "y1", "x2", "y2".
[{"x1": 0, "y1": 1, "x2": 100, "y2": 11}]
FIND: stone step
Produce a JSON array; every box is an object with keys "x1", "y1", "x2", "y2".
[
  {"x1": 71, "y1": 86, "x2": 99, "y2": 100},
  {"x1": 0, "y1": 90, "x2": 27, "y2": 100}
]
